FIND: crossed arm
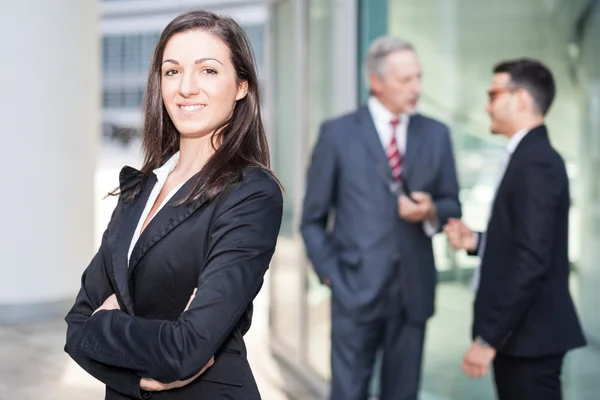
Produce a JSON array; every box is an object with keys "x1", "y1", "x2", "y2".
[{"x1": 64, "y1": 176, "x2": 283, "y2": 397}]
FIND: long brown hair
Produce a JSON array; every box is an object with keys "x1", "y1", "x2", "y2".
[{"x1": 116, "y1": 10, "x2": 274, "y2": 202}]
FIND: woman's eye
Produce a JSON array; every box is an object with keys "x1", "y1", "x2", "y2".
[
  {"x1": 164, "y1": 69, "x2": 178, "y2": 76},
  {"x1": 203, "y1": 68, "x2": 217, "y2": 75}
]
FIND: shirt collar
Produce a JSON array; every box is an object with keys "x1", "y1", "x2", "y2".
[
  {"x1": 153, "y1": 151, "x2": 180, "y2": 183},
  {"x1": 506, "y1": 128, "x2": 529, "y2": 154},
  {"x1": 368, "y1": 96, "x2": 409, "y2": 125}
]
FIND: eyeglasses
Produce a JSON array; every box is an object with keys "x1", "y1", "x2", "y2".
[{"x1": 487, "y1": 87, "x2": 518, "y2": 103}]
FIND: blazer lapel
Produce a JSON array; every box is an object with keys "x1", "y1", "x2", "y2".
[
  {"x1": 111, "y1": 169, "x2": 156, "y2": 315},
  {"x1": 402, "y1": 115, "x2": 426, "y2": 185},
  {"x1": 356, "y1": 106, "x2": 397, "y2": 187},
  {"x1": 127, "y1": 176, "x2": 210, "y2": 277}
]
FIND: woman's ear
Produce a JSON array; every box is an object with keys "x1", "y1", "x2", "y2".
[{"x1": 236, "y1": 80, "x2": 249, "y2": 101}]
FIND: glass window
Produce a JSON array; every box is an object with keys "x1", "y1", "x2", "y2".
[
  {"x1": 140, "y1": 33, "x2": 160, "y2": 72},
  {"x1": 269, "y1": 0, "x2": 305, "y2": 358},
  {"x1": 102, "y1": 88, "x2": 122, "y2": 108},
  {"x1": 123, "y1": 87, "x2": 142, "y2": 108},
  {"x1": 388, "y1": 0, "x2": 582, "y2": 281},
  {"x1": 122, "y1": 34, "x2": 142, "y2": 73},
  {"x1": 102, "y1": 33, "x2": 160, "y2": 110},
  {"x1": 385, "y1": 1, "x2": 599, "y2": 399},
  {"x1": 357, "y1": 0, "x2": 388, "y2": 102},
  {"x1": 305, "y1": 0, "x2": 335, "y2": 380},
  {"x1": 577, "y1": 0, "x2": 600, "y2": 365},
  {"x1": 102, "y1": 35, "x2": 124, "y2": 74}
]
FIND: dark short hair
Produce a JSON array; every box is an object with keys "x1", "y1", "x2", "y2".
[{"x1": 493, "y1": 58, "x2": 556, "y2": 115}]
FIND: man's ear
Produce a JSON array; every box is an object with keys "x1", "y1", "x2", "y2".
[
  {"x1": 521, "y1": 89, "x2": 542, "y2": 116},
  {"x1": 369, "y1": 74, "x2": 383, "y2": 95}
]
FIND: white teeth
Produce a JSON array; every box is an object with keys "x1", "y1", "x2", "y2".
[{"x1": 179, "y1": 104, "x2": 205, "y2": 111}]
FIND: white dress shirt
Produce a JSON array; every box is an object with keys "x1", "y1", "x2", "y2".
[
  {"x1": 127, "y1": 151, "x2": 184, "y2": 264},
  {"x1": 367, "y1": 96, "x2": 438, "y2": 237},
  {"x1": 473, "y1": 128, "x2": 530, "y2": 290},
  {"x1": 368, "y1": 96, "x2": 409, "y2": 155}
]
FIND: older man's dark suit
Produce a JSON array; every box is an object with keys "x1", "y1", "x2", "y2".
[{"x1": 301, "y1": 106, "x2": 461, "y2": 399}]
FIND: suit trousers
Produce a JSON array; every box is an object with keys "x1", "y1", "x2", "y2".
[
  {"x1": 329, "y1": 301, "x2": 426, "y2": 400},
  {"x1": 493, "y1": 352, "x2": 565, "y2": 400}
]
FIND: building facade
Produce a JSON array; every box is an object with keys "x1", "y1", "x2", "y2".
[{"x1": 267, "y1": 1, "x2": 600, "y2": 399}]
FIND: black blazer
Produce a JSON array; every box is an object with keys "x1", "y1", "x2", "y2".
[
  {"x1": 64, "y1": 166, "x2": 283, "y2": 399},
  {"x1": 472, "y1": 125, "x2": 586, "y2": 357}
]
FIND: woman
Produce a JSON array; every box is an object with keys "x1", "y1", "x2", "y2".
[{"x1": 64, "y1": 10, "x2": 283, "y2": 400}]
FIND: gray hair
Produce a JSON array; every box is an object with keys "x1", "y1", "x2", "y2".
[{"x1": 363, "y1": 36, "x2": 415, "y2": 87}]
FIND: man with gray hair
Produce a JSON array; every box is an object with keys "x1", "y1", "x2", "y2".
[{"x1": 301, "y1": 36, "x2": 461, "y2": 399}]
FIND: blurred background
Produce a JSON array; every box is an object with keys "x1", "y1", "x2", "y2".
[{"x1": 1, "y1": 0, "x2": 599, "y2": 399}]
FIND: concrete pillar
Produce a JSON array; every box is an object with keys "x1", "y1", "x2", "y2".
[{"x1": 0, "y1": 0, "x2": 100, "y2": 322}]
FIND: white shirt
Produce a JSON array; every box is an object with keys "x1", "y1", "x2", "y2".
[
  {"x1": 127, "y1": 152, "x2": 184, "y2": 264},
  {"x1": 473, "y1": 128, "x2": 530, "y2": 290},
  {"x1": 506, "y1": 128, "x2": 530, "y2": 155},
  {"x1": 367, "y1": 96, "x2": 438, "y2": 237},
  {"x1": 368, "y1": 96, "x2": 409, "y2": 155}
]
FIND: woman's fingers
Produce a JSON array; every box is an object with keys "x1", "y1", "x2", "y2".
[{"x1": 184, "y1": 288, "x2": 197, "y2": 311}]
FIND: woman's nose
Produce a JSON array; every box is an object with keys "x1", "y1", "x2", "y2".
[{"x1": 179, "y1": 72, "x2": 200, "y2": 97}]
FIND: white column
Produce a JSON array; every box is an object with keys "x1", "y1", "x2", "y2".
[
  {"x1": 331, "y1": 0, "x2": 358, "y2": 116},
  {"x1": 0, "y1": 0, "x2": 99, "y2": 319}
]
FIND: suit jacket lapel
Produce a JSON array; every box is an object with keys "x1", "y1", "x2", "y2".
[
  {"x1": 356, "y1": 106, "x2": 396, "y2": 186},
  {"x1": 127, "y1": 176, "x2": 210, "y2": 277},
  {"x1": 111, "y1": 169, "x2": 156, "y2": 315},
  {"x1": 495, "y1": 125, "x2": 548, "y2": 197},
  {"x1": 402, "y1": 115, "x2": 425, "y2": 184}
]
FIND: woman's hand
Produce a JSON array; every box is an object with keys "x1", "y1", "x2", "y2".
[
  {"x1": 184, "y1": 288, "x2": 197, "y2": 311},
  {"x1": 140, "y1": 288, "x2": 216, "y2": 392},
  {"x1": 92, "y1": 294, "x2": 120, "y2": 315},
  {"x1": 139, "y1": 356, "x2": 215, "y2": 391}
]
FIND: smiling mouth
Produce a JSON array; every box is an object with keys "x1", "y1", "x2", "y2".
[{"x1": 178, "y1": 104, "x2": 206, "y2": 112}]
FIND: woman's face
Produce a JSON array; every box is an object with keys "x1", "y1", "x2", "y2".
[{"x1": 161, "y1": 30, "x2": 248, "y2": 139}]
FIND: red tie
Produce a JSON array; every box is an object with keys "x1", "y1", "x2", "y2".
[{"x1": 387, "y1": 118, "x2": 403, "y2": 183}]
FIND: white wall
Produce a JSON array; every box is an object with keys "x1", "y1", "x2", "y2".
[{"x1": 0, "y1": 0, "x2": 100, "y2": 305}]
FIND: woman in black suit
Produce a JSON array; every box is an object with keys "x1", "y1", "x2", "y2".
[{"x1": 64, "y1": 10, "x2": 283, "y2": 400}]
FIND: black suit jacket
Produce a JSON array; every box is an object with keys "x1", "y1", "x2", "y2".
[
  {"x1": 301, "y1": 107, "x2": 461, "y2": 322},
  {"x1": 64, "y1": 166, "x2": 283, "y2": 399},
  {"x1": 472, "y1": 125, "x2": 586, "y2": 357}
]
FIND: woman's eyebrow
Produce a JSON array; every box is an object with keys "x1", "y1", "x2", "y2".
[{"x1": 195, "y1": 57, "x2": 223, "y2": 65}]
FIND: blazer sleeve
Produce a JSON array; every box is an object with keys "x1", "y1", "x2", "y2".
[
  {"x1": 67, "y1": 174, "x2": 283, "y2": 383},
  {"x1": 64, "y1": 225, "x2": 146, "y2": 399},
  {"x1": 299, "y1": 121, "x2": 339, "y2": 282},
  {"x1": 475, "y1": 159, "x2": 562, "y2": 349},
  {"x1": 467, "y1": 232, "x2": 483, "y2": 256},
  {"x1": 431, "y1": 125, "x2": 462, "y2": 229}
]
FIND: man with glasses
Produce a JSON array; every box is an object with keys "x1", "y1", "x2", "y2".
[{"x1": 444, "y1": 59, "x2": 586, "y2": 399}]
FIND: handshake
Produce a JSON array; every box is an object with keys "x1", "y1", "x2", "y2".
[{"x1": 443, "y1": 218, "x2": 478, "y2": 252}]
